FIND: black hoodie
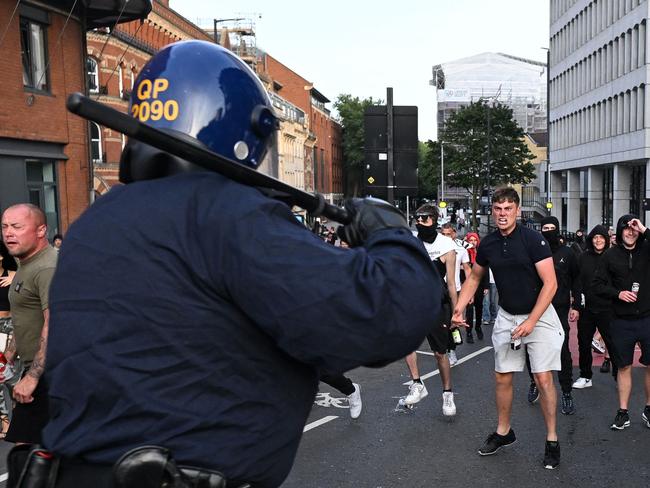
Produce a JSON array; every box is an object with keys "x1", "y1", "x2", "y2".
[
  {"x1": 577, "y1": 225, "x2": 611, "y2": 313},
  {"x1": 592, "y1": 215, "x2": 650, "y2": 319}
]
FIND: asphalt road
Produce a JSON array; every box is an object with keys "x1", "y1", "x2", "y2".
[
  {"x1": 0, "y1": 325, "x2": 646, "y2": 488},
  {"x1": 281, "y1": 326, "x2": 650, "y2": 488}
]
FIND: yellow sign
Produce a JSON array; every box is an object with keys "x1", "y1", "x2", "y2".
[
  {"x1": 439, "y1": 201, "x2": 447, "y2": 208},
  {"x1": 367, "y1": 176, "x2": 375, "y2": 184},
  {"x1": 546, "y1": 202, "x2": 553, "y2": 209}
]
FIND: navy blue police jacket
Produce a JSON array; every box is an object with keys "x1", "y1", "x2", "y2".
[{"x1": 43, "y1": 172, "x2": 441, "y2": 488}]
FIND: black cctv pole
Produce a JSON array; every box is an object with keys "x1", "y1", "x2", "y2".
[{"x1": 387, "y1": 87, "x2": 394, "y2": 205}]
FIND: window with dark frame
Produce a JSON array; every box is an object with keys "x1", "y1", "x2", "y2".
[
  {"x1": 20, "y1": 16, "x2": 49, "y2": 92},
  {"x1": 26, "y1": 160, "x2": 59, "y2": 238}
]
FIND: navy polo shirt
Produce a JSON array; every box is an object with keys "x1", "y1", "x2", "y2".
[{"x1": 476, "y1": 224, "x2": 551, "y2": 315}]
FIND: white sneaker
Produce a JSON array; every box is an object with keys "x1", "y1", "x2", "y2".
[
  {"x1": 347, "y1": 383, "x2": 362, "y2": 419},
  {"x1": 442, "y1": 391, "x2": 456, "y2": 416},
  {"x1": 448, "y1": 350, "x2": 458, "y2": 366},
  {"x1": 404, "y1": 381, "x2": 428, "y2": 405},
  {"x1": 572, "y1": 377, "x2": 592, "y2": 389}
]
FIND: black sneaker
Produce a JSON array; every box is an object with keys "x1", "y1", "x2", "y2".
[
  {"x1": 600, "y1": 358, "x2": 611, "y2": 373},
  {"x1": 527, "y1": 382, "x2": 540, "y2": 404},
  {"x1": 561, "y1": 392, "x2": 576, "y2": 415},
  {"x1": 478, "y1": 429, "x2": 516, "y2": 456},
  {"x1": 611, "y1": 409, "x2": 630, "y2": 430},
  {"x1": 476, "y1": 327, "x2": 484, "y2": 340},
  {"x1": 642, "y1": 406, "x2": 650, "y2": 429},
  {"x1": 543, "y1": 440, "x2": 560, "y2": 469},
  {"x1": 466, "y1": 331, "x2": 475, "y2": 344}
]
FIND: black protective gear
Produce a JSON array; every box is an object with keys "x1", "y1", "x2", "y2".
[{"x1": 337, "y1": 198, "x2": 408, "y2": 247}]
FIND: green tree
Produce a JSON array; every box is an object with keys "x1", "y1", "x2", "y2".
[
  {"x1": 334, "y1": 94, "x2": 382, "y2": 196},
  {"x1": 442, "y1": 101, "x2": 536, "y2": 230},
  {"x1": 418, "y1": 140, "x2": 437, "y2": 199}
]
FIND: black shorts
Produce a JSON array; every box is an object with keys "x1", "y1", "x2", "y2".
[
  {"x1": 610, "y1": 316, "x2": 650, "y2": 367},
  {"x1": 5, "y1": 370, "x2": 49, "y2": 444},
  {"x1": 426, "y1": 303, "x2": 451, "y2": 354}
]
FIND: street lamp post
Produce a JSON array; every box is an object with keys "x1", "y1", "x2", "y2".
[
  {"x1": 440, "y1": 141, "x2": 445, "y2": 203},
  {"x1": 486, "y1": 100, "x2": 492, "y2": 232}
]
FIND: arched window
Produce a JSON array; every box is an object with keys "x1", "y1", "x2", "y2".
[
  {"x1": 87, "y1": 57, "x2": 99, "y2": 93},
  {"x1": 90, "y1": 122, "x2": 103, "y2": 163}
]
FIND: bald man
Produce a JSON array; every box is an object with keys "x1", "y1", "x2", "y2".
[{"x1": 1, "y1": 204, "x2": 57, "y2": 447}]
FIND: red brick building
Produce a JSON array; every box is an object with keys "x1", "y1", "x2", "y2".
[
  {"x1": 87, "y1": 0, "x2": 213, "y2": 193},
  {"x1": 262, "y1": 53, "x2": 343, "y2": 203},
  {"x1": 0, "y1": 0, "x2": 149, "y2": 235}
]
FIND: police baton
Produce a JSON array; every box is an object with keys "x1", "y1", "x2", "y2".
[{"x1": 66, "y1": 93, "x2": 350, "y2": 224}]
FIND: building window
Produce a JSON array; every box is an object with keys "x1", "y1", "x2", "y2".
[
  {"x1": 26, "y1": 160, "x2": 59, "y2": 237},
  {"x1": 130, "y1": 69, "x2": 135, "y2": 90},
  {"x1": 630, "y1": 164, "x2": 647, "y2": 216},
  {"x1": 90, "y1": 122, "x2": 103, "y2": 163},
  {"x1": 20, "y1": 17, "x2": 48, "y2": 92},
  {"x1": 602, "y1": 167, "x2": 614, "y2": 227},
  {"x1": 87, "y1": 57, "x2": 99, "y2": 93}
]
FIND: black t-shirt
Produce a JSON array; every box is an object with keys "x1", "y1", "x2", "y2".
[{"x1": 476, "y1": 225, "x2": 552, "y2": 314}]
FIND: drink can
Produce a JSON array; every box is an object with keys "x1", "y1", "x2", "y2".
[
  {"x1": 451, "y1": 328, "x2": 462, "y2": 345},
  {"x1": 632, "y1": 282, "x2": 640, "y2": 294}
]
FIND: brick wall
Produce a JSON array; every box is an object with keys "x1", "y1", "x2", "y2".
[
  {"x1": 0, "y1": 2, "x2": 90, "y2": 232},
  {"x1": 88, "y1": 0, "x2": 213, "y2": 191}
]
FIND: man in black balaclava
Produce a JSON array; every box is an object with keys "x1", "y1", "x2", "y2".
[{"x1": 526, "y1": 216, "x2": 581, "y2": 415}]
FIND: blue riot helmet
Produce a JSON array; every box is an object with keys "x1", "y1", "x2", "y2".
[{"x1": 119, "y1": 40, "x2": 279, "y2": 183}]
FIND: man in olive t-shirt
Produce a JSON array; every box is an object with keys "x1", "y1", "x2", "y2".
[{"x1": 1, "y1": 203, "x2": 56, "y2": 446}]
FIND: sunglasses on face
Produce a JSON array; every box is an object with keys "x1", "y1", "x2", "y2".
[{"x1": 416, "y1": 214, "x2": 433, "y2": 222}]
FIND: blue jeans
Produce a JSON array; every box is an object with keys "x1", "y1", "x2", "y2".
[{"x1": 482, "y1": 284, "x2": 498, "y2": 324}]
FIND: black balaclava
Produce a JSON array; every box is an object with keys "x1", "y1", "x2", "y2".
[
  {"x1": 416, "y1": 224, "x2": 438, "y2": 243},
  {"x1": 541, "y1": 216, "x2": 561, "y2": 251}
]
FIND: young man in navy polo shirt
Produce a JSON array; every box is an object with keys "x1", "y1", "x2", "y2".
[{"x1": 452, "y1": 188, "x2": 564, "y2": 469}]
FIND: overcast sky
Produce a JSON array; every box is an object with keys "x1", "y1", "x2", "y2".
[{"x1": 169, "y1": 0, "x2": 550, "y2": 141}]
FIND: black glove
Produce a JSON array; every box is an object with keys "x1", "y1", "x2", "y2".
[{"x1": 337, "y1": 197, "x2": 408, "y2": 247}]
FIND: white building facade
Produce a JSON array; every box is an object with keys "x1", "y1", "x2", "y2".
[
  {"x1": 433, "y1": 52, "x2": 548, "y2": 136},
  {"x1": 549, "y1": 0, "x2": 650, "y2": 231}
]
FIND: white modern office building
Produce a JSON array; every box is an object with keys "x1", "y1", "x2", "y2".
[
  {"x1": 549, "y1": 0, "x2": 650, "y2": 231},
  {"x1": 432, "y1": 52, "x2": 548, "y2": 136}
]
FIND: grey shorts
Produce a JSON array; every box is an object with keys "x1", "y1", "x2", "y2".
[{"x1": 492, "y1": 305, "x2": 564, "y2": 373}]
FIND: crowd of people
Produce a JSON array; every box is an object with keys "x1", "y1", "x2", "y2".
[
  {"x1": 0, "y1": 188, "x2": 646, "y2": 485},
  {"x1": 311, "y1": 188, "x2": 649, "y2": 472}
]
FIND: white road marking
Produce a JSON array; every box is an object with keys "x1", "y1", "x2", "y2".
[
  {"x1": 404, "y1": 346, "x2": 493, "y2": 384},
  {"x1": 303, "y1": 415, "x2": 338, "y2": 432}
]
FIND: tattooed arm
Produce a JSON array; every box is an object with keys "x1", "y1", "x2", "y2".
[
  {"x1": 13, "y1": 309, "x2": 49, "y2": 403},
  {"x1": 27, "y1": 309, "x2": 48, "y2": 380}
]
